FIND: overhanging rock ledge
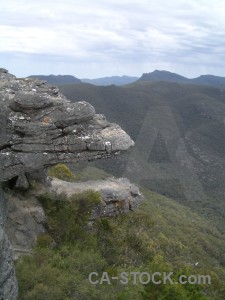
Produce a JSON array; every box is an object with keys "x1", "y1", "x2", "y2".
[{"x1": 0, "y1": 69, "x2": 134, "y2": 183}]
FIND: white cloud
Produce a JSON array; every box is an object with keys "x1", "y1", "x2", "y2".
[{"x1": 0, "y1": 0, "x2": 225, "y2": 77}]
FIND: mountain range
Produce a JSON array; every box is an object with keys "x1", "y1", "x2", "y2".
[
  {"x1": 29, "y1": 70, "x2": 225, "y2": 87},
  {"x1": 81, "y1": 75, "x2": 139, "y2": 86},
  {"x1": 28, "y1": 74, "x2": 81, "y2": 85},
  {"x1": 58, "y1": 78, "x2": 225, "y2": 234},
  {"x1": 139, "y1": 70, "x2": 225, "y2": 87}
]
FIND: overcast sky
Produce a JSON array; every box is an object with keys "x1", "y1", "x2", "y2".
[{"x1": 1, "y1": 0, "x2": 225, "y2": 78}]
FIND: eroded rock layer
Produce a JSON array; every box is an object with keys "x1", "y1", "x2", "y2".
[{"x1": 0, "y1": 68, "x2": 134, "y2": 183}]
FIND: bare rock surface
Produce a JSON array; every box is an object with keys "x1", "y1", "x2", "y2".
[{"x1": 6, "y1": 195, "x2": 46, "y2": 260}]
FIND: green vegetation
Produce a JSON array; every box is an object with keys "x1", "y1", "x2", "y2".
[
  {"x1": 48, "y1": 163, "x2": 109, "y2": 183},
  {"x1": 37, "y1": 190, "x2": 101, "y2": 243},
  {"x1": 16, "y1": 188, "x2": 225, "y2": 299},
  {"x1": 48, "y1": 164, "x2": 75, "y2": 181}
]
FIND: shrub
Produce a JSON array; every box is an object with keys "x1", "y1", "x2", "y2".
[
  {"x1": 36, "y1": 234, "x2": 54, "y2": 249},
  {"x1": 38, "y1": 190, "x2": 101, "y2": 243},
  {"x1": 48, "y1": 164, "x2": 75, "y2": 181}
]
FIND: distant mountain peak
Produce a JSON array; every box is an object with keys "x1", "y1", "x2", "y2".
[
  {"x1": 81, "y1": 75, "x2": 138, "y2": 86},
  {"x1": 139, "y1": 70, "x2": 188, "y2": 83},
  {"x1": 138, "y1": 70, "x2": 225, "y2": 87}
]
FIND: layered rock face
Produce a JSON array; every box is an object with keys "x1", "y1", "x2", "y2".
[
  {"x1": 0, "y1": 68, "x2": 134, "y2": 300},
  {"x1": 0, "y1": 68, "x2": 134, "y2": 183}
]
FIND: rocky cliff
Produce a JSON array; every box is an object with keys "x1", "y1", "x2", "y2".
[
  {"x1": 0, "y1": 68, "x2": 134, "y2": 183},
  {"x1": 0, "y1": 68, "x2": 134, "y2": 300}
]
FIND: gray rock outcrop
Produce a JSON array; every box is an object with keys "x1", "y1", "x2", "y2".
[
  {"x1": 0, "y1": 68, "x2": 134, "y2": 300},
  {"x1": 6, "y1": 195, "x2": 46, "y2": 260},
  {"x1": 0, "y1": 69, "x2": 134, "y2": 183},
  {"x1": 50, "y1": 177, "x2": 143, "y2": 219}
]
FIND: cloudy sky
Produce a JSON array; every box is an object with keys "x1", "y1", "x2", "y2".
[{"x1": 1, "y1": 0, "x2": 225, "y2": 78}]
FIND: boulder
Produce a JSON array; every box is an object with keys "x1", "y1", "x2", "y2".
[{"x1": 50, "y1": 177, "x2": 143, "y2": 219}]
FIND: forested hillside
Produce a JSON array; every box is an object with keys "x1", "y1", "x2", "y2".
[
  {"x1": 16, "y1": 166, "x2": 225, "y2": 300},
  {"x1": 59, "y1": 81, "x2": 225, "y2": 233}
]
